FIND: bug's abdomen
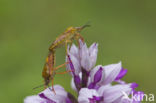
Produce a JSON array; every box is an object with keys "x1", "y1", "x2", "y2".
[
  {"x1": 42, "y1": 51, "x2": 55, "y2": 80},
  {"x1": 42, "y1": 64, "x2": 50, "y2": 78}
]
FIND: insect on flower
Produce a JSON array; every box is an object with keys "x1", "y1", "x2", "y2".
[
  {"x1": 41, "y1": 23, "x2": 90, "y2": 94},
  {"x1": 26, "y1": 25, "x2": 144, "y2": 103}
]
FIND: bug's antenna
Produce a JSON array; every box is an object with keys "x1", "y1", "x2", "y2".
[
  {"x1": 33, "y1": 84, "x2": 45, "y2": 90},
  {"x1": 82, "y1": 21, "x2": 91, "y2": 29},
  {"x1": 76, "y1": 21, "x2": 91, "y2": 32}
]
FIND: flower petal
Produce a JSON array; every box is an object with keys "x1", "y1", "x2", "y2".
[
  {"x1": 40, "y1": 85, "x2": 67, "y2": 103},
  {"x1": 71, "y1": 77, "x2": 77, "y2": 92},
  {"x1": 66, "y1": 53, "x2": 81, "y2": 76},
  {"x1": 89, "y1": 65, "x2": 105, "y2": 89},
  {"x1": 69, "y1": 44, "x2": 79, "y2": 59},
  {"x1": 78, "y1": 88, "x2": 99, "y2": 103},
  {"x1": 24, "y1": 95, "x2": 45, "y2": 103},
  {"x1": 39, "y1": 93, "x2": 56, "y2": 103},
  {"x1": 102, "y1": 62, "x2": 122, "y2": 85},
  {"x1": 89, "y1": 43, "x2": 98, "y2": 69},
  {"x1": 98, "y1": 84, "x2": 132, "y2": 103},
  {"x1": 71, "y1": 72, "x2": 83, "y2": 91},
  {"x1": 115, "y1": 68, "x2": 128, "y2": 80},
  {"x1": 80, "y1": 43, "x2": 91, "y2": 71}
]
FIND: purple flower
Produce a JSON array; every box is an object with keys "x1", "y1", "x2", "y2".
[{"x1": 25, "y1": 40, "x2": 144, "y2": 103}]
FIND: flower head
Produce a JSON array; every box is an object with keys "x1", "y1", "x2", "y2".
[{"x1": 25, "y1": 40, "x2": 143, "y2": 103}]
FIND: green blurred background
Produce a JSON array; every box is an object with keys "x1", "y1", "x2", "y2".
[{"x1": 0, "y1": 0, "x2": 156, "y2": 103}]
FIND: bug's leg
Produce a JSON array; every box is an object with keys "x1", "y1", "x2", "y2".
[
  {"x1": 51, "y1": 78, "x2": 56, "y2": 95},
  {"x1": 54, "y1": 62, "x2": 69, "y2": 70},
  {"x1": 75, "y1": 33, "x2": 84, "y2": 42},
  {"x1": 75, "y1": 33, "x2": 84, "y2": 48},
  {"x1": 56, "y1": 70, "x2": 73, "y2": 74}
]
